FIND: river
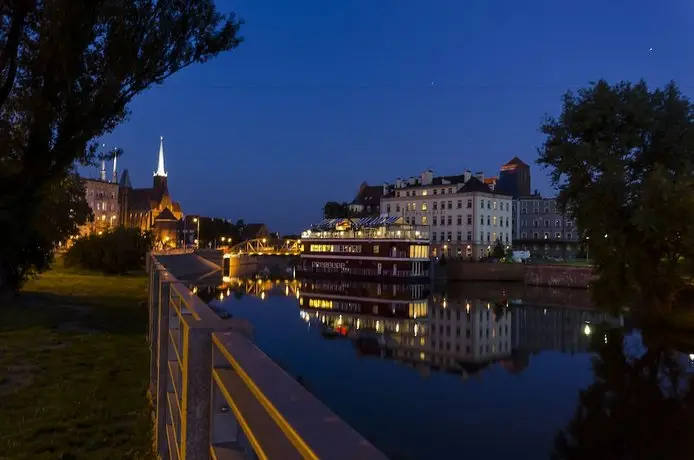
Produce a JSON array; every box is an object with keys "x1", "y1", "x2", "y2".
[{"x1": 196, "y1": 279, "x2": 694, "y2": 459}]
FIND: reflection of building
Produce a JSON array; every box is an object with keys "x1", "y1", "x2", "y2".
[
  {"x1": 80, "y1": 173, "x2": 120, "y2": 236},
  {"x1": 299, "y1": 217, "x2": 431, "y2": 280},
  {"x1": 511, "y1": 195, "x2": 581, "y2": 258},
  {"x1": 294, "y1": 280, "x2": 621, "y2": 379},
  {"x1": 118, "y1": 137, "x2": 184, "y2": 247},
  {"x1": 380, "y1": 170, "x2": 513, "y2": 259}
]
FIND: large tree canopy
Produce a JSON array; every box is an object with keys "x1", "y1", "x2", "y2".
[
  {"x1": 538, "y1": 80, "x2": 694, "y2": 317},
  {"x1": 0, "y1": 0, "x2": 243, "y2": 292}
]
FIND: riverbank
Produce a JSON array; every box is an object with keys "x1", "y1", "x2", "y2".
[
  {"x1": 439, "y1": 261, "x2": 595, "y2": 288},
  {"x1": 0, "y1": 264, "x2": 152, "y2": 459}
]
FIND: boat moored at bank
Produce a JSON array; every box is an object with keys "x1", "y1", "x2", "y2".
[{"x1": 297, "y1": 216, "x2": 431, "y2": 280}]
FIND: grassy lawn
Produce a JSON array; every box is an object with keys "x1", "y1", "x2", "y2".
[{"x1": 0, "y1": 264, "x2": 152, "y2": 459}]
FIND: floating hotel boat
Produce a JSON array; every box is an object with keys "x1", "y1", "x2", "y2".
[{"x1": 297, "y1": 216, "x2": 431, "y2": 281}]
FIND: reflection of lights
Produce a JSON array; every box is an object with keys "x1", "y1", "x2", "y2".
[
  {"x1": 261, "y1": 292, "x2": 266, "y2": 300},
  {"x1": 296, "y1": 289, "x2": 300, "y2": 299},
  {"x1": 584, "y1": 324, "x2": 592, "y2": 336},
  {"x1": 543, "y1": 309, "x2": 547, "y2": 315},
  {"x1": 376, "y1": 320, "x2": 381, "y2": 332},
  {"x1": 285, "y1": 285, "x2": 289, "y2": 296},
  {"x1": 487, "y1": 303, "x2": 490, "y2": 310},
  {"x1": 420, "y1": 352, "x2": 425, "y2": 360},
  {"x1": 414, "y1": 324, "x2": 418, "y2": 336},
  {"x1": 226, "y1": 288, "x2": 230, "y2": 296},
  {"x1": 442, "y1": 299, "x2": 447, "y2": 309},
  {"x1": 356, "y1": 319, "x2": 360, "y2": 329},
  {"x1": 396, "y1": 323, "x2": 400, "y2": 333}
]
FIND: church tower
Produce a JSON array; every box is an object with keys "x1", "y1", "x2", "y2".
[{"x1": 153, "y1": 136, "x2": 169, "y2": 194}]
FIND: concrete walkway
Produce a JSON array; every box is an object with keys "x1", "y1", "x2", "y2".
[{"x1": 155, "y1": 253, "x2": 221, "y2": 283}]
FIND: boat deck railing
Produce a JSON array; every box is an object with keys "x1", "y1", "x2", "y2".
[{"x1": 147, "y1": 253, "x2": 387, "y2": 460}]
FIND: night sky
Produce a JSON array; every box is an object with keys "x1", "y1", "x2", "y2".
[{"x1": 88, "y1": 0, "x2": 692, "y2": 234}]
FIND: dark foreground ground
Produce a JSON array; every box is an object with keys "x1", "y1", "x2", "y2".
[{"x1": 0, "y1": 264, "x2": 152, "y2": 460}]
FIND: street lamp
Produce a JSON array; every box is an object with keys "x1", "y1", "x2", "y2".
[{"x1": 193, "y1": 217, "x2": 200, "y2": 248}]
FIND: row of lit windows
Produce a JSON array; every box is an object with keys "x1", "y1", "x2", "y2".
[
  {"x1": 311, "y1": 261, "x2": 346, "y2": 269},
  {"x1": 409, "y1": 245, "x2": 429, "y2": 259},
  {"x1": 309, "y1": 244, "x2": 362, "y2": 253},
  {"x1": 432, "y1": 231, "x2": 510, "y2": 243},
  {"x1": 391, "y1": 198, "x2": 510, "y2": 214},
  {"x1": 520, "y1": 232, "x2": 573, "y2": 240},
  {"x1": 520, "y1": 219, "x2": 574, "y2": 228}
]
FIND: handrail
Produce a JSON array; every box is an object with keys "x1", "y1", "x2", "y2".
[{"x1": 147, "y1": 252, "x2": 387, "y2": 460}]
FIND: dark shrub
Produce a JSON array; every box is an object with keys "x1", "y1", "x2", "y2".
[{"x1": 65, "y1": 227, "x2": 154, "y2": 274}]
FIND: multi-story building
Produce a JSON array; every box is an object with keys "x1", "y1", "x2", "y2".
[
  {"x1": 348, "y1": 182, "x2": 390, "y2": 217},
  {"x1": 512, "y1": 195, "x2": 581, "y2": 258},
  {"x1": 80, "y1": 161, "x2": 120, "y2": 236},
  {"x1": 496, "y1": 157, "x2": 531, "y2": 198},
  {"x1": 380, "y1": 169, "x2": 513, "y2": 260}
]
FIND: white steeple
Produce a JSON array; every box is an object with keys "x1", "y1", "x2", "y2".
[
  {"x1": 112, "y1": 151, "x2": 118, "y2": 183},
  {"x1": 154, "y1": 136, "x2": 167, "y2": 177},
  {"x1": 100, "y1": 160, "x2": 106, "y2": 181}
]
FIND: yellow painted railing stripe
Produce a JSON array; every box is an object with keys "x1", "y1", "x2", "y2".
[
  {"x1": 213, "y1": 335, "x2": 320, "y2": 460},
  {"x1": 212, "y1": 369, "x2": 269, "y2": 460}
]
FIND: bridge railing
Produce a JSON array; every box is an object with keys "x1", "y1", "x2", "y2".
[{"x1": 148, "y1": 253, "x2": 387, "y2": 460}]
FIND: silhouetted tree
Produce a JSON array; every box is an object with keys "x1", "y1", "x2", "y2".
[
  {"x1": 323, "y1": 201, "x2": 351, "y2": 219},
  {"x1": 538, "y1": 80, "x2": 694, "y2": 317},
  {"x1": 491, "y1": 239, "x2": 505, "y2": 259},
  {"x1": 0, "y1": 1, "x2": 243, "y2": 292}
]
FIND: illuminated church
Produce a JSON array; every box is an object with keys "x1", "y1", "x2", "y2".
[{"x1": 119, "y1": 137, "x2": 184, "y2": 247}]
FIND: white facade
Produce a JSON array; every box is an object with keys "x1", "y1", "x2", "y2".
[{"x1": 380, "y1": 178, "x2": 512, "y2": 259}]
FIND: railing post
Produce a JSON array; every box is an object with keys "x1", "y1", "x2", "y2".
[
  {"x1": 154, "y1": 278, "x2": 172, "y2": 458},
  {"x1": 179, "y1": 323, "x2": 214, "y2": 460}
]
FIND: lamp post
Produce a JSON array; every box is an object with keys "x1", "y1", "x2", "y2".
[{"x1": 193, "y1": 217, "x2": 200, "y2": 248}]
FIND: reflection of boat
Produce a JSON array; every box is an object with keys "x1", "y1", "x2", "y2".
[{"x1": 298, "y1": 217, "x2": 431, "y2": 281}]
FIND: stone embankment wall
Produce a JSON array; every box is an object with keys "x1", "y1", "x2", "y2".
[{"x1": 442, "y1": 261, "x2": 596, "y2": 289}]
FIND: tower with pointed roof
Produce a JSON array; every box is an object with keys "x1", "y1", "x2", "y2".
[{"x1": 117, "y1": 136, "x2": 183, "y2": 248}]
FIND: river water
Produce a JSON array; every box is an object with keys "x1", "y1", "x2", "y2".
[{"x1": 198, "y1": 279, "x2": 694, "y2": 460}]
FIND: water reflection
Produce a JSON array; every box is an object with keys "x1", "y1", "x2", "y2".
[
  {"x1": 196, "y1": 278, "x2": 694, "y2": 458},
  {"x1": 552, "y1": 327, "x2": 694, "y2": 460}
]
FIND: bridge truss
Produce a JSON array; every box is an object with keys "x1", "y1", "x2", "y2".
[{"x1": 225, "y1": 238, "x2": 301, "y2": 256}]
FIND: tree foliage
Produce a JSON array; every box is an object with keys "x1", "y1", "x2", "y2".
[
  {"x1": 323, "y1": 201, "x2": 351, "y2": 219},
  {"x1": 0, "y1": 0, "x2": 243, "y2": 292},
  {"x1": 537, "y1": 80, "x2": 694, "y2": 316},
  {"x1": 65, "y1": 226, "x2": 153, "y2": 274},
  {"x1": 491, "y1": 239, "x2": 506, "y2": 259}
]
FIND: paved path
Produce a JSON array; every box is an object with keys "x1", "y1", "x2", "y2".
[{"x1": 155, "y1": 253, "x2": 221, "y2": 282}]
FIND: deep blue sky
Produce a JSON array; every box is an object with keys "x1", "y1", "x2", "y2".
[{"x1": 88, "y1": 0, "x2": 693, "y2": 234}]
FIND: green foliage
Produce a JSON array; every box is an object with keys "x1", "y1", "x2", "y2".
[
  {"x1": 323, "y1": 201, "x2": 351, "y2": 219},
  {"x1": 538, "y1": 80, "x2": 694, "y2": 316},
  {"x1": 0, "y1": 174, "x2": 91, "y2": 292},
  {"x1": 0, "y1": 1, "x2": 243, "y2": 292},
  {"x1": 65, "y1": 227, "x2": 153, "y2": 274},
  {"x1": 491, "y1": 239, "x2": 506, "y2": 259}
]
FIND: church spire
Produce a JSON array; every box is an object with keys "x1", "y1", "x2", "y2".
[{"x1": 154, "y1": 136, "x2": 167, "y2": 177}]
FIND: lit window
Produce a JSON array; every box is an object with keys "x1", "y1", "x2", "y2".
[
  {"x1": 421, "y1": 203, "x2": 427, "y2": 211},
  {"x1": 422, "y1": 216, "x2": 428, "y2": 225}
]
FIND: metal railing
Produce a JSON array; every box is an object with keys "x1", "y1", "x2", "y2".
[{"x1": 148, "y1": 253, "x2": 387, "y2": 460}]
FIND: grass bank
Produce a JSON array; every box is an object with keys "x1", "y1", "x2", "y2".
[{"x1": 0, "y1": 264, "x2": 152, "y2": 459}]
